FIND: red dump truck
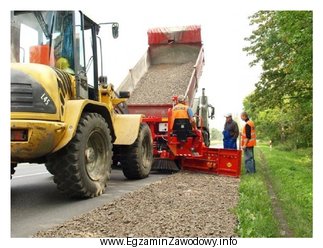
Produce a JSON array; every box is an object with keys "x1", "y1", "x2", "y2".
[{"x1": 117, "y1": 26, "x2": 242, "y2": 177}]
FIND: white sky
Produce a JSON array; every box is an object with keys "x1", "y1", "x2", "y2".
[{"x1": 1, "y1": 0, "x2": 323, "y2": 247}]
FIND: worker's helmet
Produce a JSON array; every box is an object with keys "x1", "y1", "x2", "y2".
[{"x1": 178, "y1": 95, "x2": 186, "y2": 103}]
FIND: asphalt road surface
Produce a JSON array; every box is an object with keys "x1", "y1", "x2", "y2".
[{"x1": 11, "y1": 163, "x2": 168, "y2": 237}]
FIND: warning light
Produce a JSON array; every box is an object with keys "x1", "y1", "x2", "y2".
[{"x1": 11, "y1": 129, "x2": 28, "y2": 141}]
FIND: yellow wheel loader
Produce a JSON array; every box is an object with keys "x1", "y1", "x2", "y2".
[{"x1": 10, "y1": 11, "x2": 153, "y2": 198}]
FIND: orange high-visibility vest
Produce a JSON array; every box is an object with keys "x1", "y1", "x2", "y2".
[
  {"x1": 241, "y1": 120, "x2": 256, "y2": 147},
  {"x1": 170, "y1": 103, "x2": 189, "y2": 128}
]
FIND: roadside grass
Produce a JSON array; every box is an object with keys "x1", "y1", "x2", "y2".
[
  {"x1": 260, "y1": 145, "x2": 313, "y2": 237},
  {"x1": 236, "y1": 145, "x2": 313, "y2": 237},
  {"x1": 235, "y1": 149, "x2": 279, "y2": 237}
]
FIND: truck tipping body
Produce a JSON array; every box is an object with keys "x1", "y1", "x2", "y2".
[{"x1": 117, "y1": 25, "x2": 204, "y2": 116}]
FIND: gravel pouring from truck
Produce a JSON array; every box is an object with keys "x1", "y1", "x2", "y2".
[{"x1": 117, "y1": 25, "x2": 204, "y2": 117}]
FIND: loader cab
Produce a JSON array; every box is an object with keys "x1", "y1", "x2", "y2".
[
  {"x1": 11, "y1": 11, "x2": 118, "y2": 101},
  {"x1": 11, "y1": 11, "x2": 76, "y2": 72}
]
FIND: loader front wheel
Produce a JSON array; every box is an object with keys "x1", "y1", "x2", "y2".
[
  {"x1": 119, "y1": 123, "x2": 153, "y2": 179},
  {"x1": 47, "y1": 113, "x2": 112, "y2": 198},
  {"x1": 45, "y1": 162, "x2": 56, "y2": 175}
]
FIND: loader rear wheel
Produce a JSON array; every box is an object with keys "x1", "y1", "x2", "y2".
[
  {"x1": 47, "y1": 113, "x2": 113, "y2": 198},
  {"x1": 118, "y1": 123, "x2": 153, "y2": 179}
]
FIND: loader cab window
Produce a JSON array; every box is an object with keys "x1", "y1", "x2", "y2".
[
  {"x1": 81, "y1": 20, "x2": 102, "y2": 88},
  {"x1": 11, "y1": 11, "x2": 75, "y2": 73},
  {"x1": 83, "y1": 28, "x2": 95, "y2": 86},
  {"x1": 16, "y1": 24, "x2": 38, "y2": 63},
  {"x1": 81, "y1": 32, "x2": 103, "y2": 87},
  {"x1": 74, "y1": 12, "x2": 85, "y2": 70}
]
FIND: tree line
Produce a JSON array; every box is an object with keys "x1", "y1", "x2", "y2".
[{"x1": 243, "y1": 11, "x2": 312, "y2": 149}]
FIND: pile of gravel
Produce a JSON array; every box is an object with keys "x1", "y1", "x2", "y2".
[
  {"x1": 35, "y1": 172, "x2": 240, "y2": 238},
  {"x1": 127, "y1": 62, "x2": 194, "y2": 104}
]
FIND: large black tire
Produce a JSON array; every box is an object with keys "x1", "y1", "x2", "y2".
[
  {"x1": 117, "y1": 123, "x2": 153, "y2": 179},
  {"x1": 46, "y1": 113, "x2": 113, "y2": 198},
  {"x1": 45, "y1": 162, "x2": 56, "y2": 175}
]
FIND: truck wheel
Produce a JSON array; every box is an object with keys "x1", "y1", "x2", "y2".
[
  {"x1": 47, "y1": 113, "x2": 113, "y2": 198},
  {"x1": 119, "y1": 123, "x2": 153, "y2": 179}
]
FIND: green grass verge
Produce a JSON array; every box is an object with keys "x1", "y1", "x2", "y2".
[
  {"x1": 260, "y1": 146, "x2": 313, "y2": 237},
  {"x1": 235, "y1": 149, "x2": 279, "y2": 237},
  {"x1": 236, "y1": 145, "x2": 313, "y2": 237}
]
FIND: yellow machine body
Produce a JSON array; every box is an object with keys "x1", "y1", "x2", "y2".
[{"x1": 11, "y1": 63, "x2": 142, "y2": 162}]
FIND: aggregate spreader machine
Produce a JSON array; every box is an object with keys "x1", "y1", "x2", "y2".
[{"x1": 118, "y1": 26, "x2": 241, "y2": 177}]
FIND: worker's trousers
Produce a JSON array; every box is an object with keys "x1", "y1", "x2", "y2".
[{"x1": 244, "y1": 147, "x2": 256, "y2": 173}]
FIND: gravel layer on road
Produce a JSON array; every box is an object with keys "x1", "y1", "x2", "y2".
[
  {"x1": 35, "y1": 172, "x2": 240, "y2": 238},
  {"x1": 127, "y1": 62, "x2": 194, "y2": 104}
]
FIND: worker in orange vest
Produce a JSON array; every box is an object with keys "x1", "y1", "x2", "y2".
[
  {"x1": 171, "y1": 95, "x2": 196, "y2": 129},
  {"x1": 240, "y1": 111, "x2": 256, "y2": 173}
]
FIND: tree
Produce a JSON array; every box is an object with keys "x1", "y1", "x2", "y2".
[
  {"x1": 243, "y1": 11, "x2": 312, "y2": 148},
  {"x1": 210, "y1": 128, "x2": 222, "y2": 141}
]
